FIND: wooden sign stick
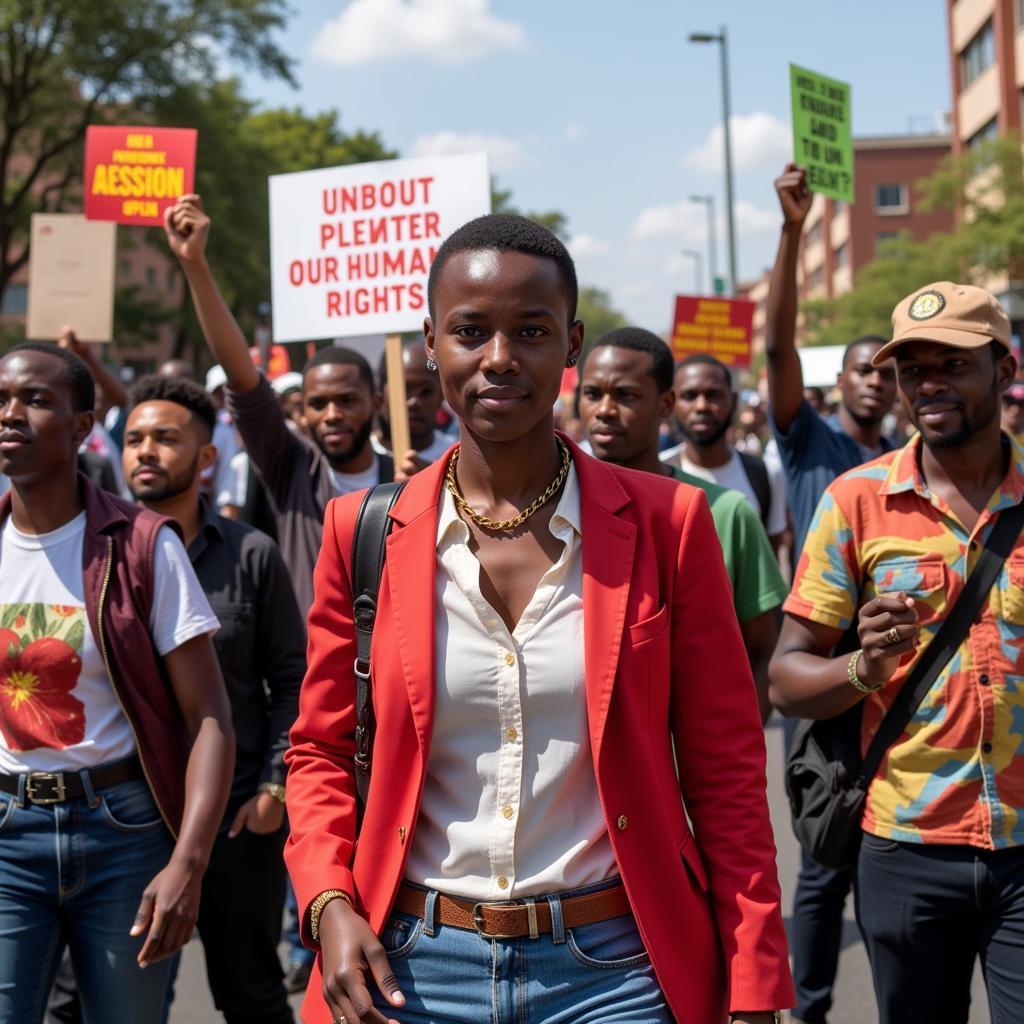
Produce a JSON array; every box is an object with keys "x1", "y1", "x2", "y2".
[{"x1": 384, "y1": 333, "x2": 411, "y2": 469}]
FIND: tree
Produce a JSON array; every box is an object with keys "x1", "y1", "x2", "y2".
[
  {"x1": 577, "y1": 286, "x2": 628, "y2": 353},
  {"x1": 802, "y1": 133, "x2": 1024, "y2": 346},
  {"x1": 0, "y1": 0, "x2": 294, "y2": 305}
]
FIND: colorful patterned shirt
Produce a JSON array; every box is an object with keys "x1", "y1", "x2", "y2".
[{"x1": 785, "y1": 432, "x2": 1024, "y2": 848}]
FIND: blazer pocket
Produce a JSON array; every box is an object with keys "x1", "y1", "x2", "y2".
[
  {"x1": 678, "y1": 832, "x2": 710, "y2": 892},
  {"x1": 629, "y1": 604, "x2": 669, "y2": 646}
]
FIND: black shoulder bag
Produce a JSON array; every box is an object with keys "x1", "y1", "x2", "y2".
[
  {"x1": 350, "y1": 481, "x2": 406, "y2": 825},
  {"x1": 785, "y1": 500, "x2": 1024, "y2": 870}
]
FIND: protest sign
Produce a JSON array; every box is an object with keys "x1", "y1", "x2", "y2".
[
  {"x1": 84, "y1": 126, "x2": 197, "y2": 226},
  {"x1": 268, "y1": 153, "x2": 491, "y2": 343},
  {"x1": 26, "y1": 214, "x2": 116, "y2": 342},
  {"x1": 670, "y1": 295, "x2": 755, "y2": 368},
  {"x1": 790, "y1": 64, "x2": 854, "y2": 203}
]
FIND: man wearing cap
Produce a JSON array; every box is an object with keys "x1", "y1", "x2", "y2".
[
  {"x1": 770, "y1": 282, "x2": 1024, "y2": 1023},
  {"x1": 1001, "y1": 381, "x2": 1024, "y2": 447}
]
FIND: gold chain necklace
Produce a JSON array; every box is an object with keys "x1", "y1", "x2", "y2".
[{"x1": 445, "y1": 439, "x2": 571, "y2": 533}]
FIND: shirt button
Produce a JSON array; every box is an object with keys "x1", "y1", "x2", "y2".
[
  {"x1": 617, "y1": 815, "x2": 628, "y2": 831},
  {"x1": 497, "y1": 876, "x2": 509, "y2": 890},
  {"x1": 982, "y1": 742, "x2": 993, "y2": 754},
  {"x1": 980, "y1": 674, "x2": 990, "y2": 686},
  {"x1": 502, "y1": 805, "x2": 514, "y2": 819},
  {"x1": 506, "y1": 727, "x2": 518, "y2": 742},
  {"x1": 504, "y1": 652, "x2": 515, "y2": 667}
]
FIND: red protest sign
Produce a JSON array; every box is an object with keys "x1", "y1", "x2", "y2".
[
  {"x1": 670, "y1": 295, "x2": 755, "y2": 368},
  {"x1": 84, "y1": 126, "x2": 197, "y2": 226}
]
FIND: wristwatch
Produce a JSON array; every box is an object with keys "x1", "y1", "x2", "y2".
[{"x1": 257, "y1": 782, "x2": 287, "y2": 804}]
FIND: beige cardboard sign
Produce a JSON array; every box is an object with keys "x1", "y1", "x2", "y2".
[{"x1": 26, "y1": 213, "x2": 117, "y2": 342}]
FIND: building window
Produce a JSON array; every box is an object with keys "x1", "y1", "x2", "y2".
[
  {"x1": 959, "y1": 20, "x2": 995, "y2": 90},
  {"x1": 876, "y1": 231, "x2": 899, "y2": 255},
  {"x1": 834, "y1": 242, "x2": 848, "y2": 271},
  {"x1": 966, "y1": 117, "x2": 999, "y2": 153},
  {"x1": 145, "y1": 267, "x2": 156, "y2": 288},
  {"x1": 874, "y1": 183, "x2": 909, "y2": 214},
  {"x1": 806, "y1": 220, "x2": 823, "y2": 246},
  {"x1": 808, "y1": 266, "x2": 825, "y2": 292},
  {"x1": 120, "y1": 258, "x2": 132, "y2": 277},
  {"x1": 0, "y1": 284, "x2": 27, "y2": 315},
  {"x1": 166, "y1": 268, "x2": 178, "y2": 294},
  {"x1": 1016, "y1": 0, "x2": 1024, "y2": 30}
]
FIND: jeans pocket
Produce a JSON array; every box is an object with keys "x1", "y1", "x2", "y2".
[
  {"x1": 99, "y1": 779, "x2": 164, "y2": 832},
  {"x1": 861, "y1": 831, "x2": 901, "y2": 854},
  {"x1": 379, "y1": 912, "x2": 424, "y2": 960},
  {"x1": 566, "y1": 914, "x2": 651, "y2": 970}
]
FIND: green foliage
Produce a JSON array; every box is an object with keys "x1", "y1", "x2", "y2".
[
  {"x1": 803, "y1": 133, "x2": 1024, "y2": 346},
  {"x1": 0, "y1": 0, "x2": 293, "y2": 296},
  {"x1": 578, "y1": 286, "x2": 628, "y2": 354}
]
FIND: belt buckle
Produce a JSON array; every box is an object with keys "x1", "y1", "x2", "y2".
[
  {"x1": 471, "y1": 901, "x2": 519, "y2": 940},
  {"x1": 26, "y1": 772, "x2": 67, "y2": 805}
]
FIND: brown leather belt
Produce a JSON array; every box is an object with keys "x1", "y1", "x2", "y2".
[
  {"x1": 0, "y1": 755, "x2": 144, "y2": 805},
  {"x1": 395, "y1": 881, "x2": 633, "y2": 940}
]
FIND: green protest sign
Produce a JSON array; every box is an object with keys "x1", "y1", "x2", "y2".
[{"x1": 790, "y1": 64, "x2": 853, "y2": 203}]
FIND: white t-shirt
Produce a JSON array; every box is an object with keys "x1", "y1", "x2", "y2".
[
  {"x1": 661, "y1": 443, "x2": 788, "y2": 538},
  {"x1": 0, "y1": 514, "x2": 219, "y2": 774},
  {"x1": 371, "y1": 431, "x2": 455, "y2": 464},
  {"x1": 328, "y1": 454, "x2": 380, "y2": 496},
  {"x1": 216, "y1": 450, "x2": 251, "y2": 510}
]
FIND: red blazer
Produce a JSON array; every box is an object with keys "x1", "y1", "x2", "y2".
[{"x1": 285, "y1": 442, "x2": 794, "y2": 1023}]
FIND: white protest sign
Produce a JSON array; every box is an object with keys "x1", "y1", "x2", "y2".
[{"x1": 269, "y1": 153, "x2": 491, "y2": 342}]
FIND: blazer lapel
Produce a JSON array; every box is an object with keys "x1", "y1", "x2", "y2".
[
  {"x1": 573, "y1": 444, "x2": 636, "y2": 763},
  {"x1": 385, "y1": 463, "x2": 446, "y2": 755}
]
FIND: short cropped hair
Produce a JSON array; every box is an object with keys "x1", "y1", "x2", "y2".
[
  {"x1": 303, "y1": 345, "x2": 375, "y2": 393},
  {"x1": 427, "y1": 213, "x2": 578, "y2": 322},
  {"x1": 129, "y1": 374, "x2": 216, "y2": 439},
  {"x1": 588, "y1": 327, "x2": 675, "y2": 393},
  {"x1": 7, "y1": 342, "x2": 95, "y2": 413},
  {"x1": 676, "y1": 352, "x2": 733, "y2": 391},
  {"x1": 842, "y1": 335, "x2": 888, "y2": 369}
]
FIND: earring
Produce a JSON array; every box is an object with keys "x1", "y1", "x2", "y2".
[
  {"x1": 566, "y1": 355, "x2": 578, "y2": 367},
  {"x1": 426, "y1": 357, "x2": 437, "y2": 371}
]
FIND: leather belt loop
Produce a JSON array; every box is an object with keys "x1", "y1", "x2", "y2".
[
  {"x1": 80, "y1": 768, "x2": 99, "y2": 808},
  {"x1": 524, "y1": 898, "x2": 539, "y2": 940},
  {"x1": 15, "y1": 773, "x2": 26, "y2": 810}
]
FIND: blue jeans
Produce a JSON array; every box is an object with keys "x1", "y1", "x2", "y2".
[
  {"x1": 0, "y1": 773, "x2": 176, "y2": 1023},
  {"x1": 856, "y1": 833, "x2": 1024, "y2": 1024},
  {"x1": 371, "y1": 880, "x2": 672, "y2": 1024}
]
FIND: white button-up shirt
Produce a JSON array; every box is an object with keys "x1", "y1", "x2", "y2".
[{"x1": 405, "y1": 464, "x2": 616, "y2": 900}]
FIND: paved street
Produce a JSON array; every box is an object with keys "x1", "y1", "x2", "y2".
[{"x1": 169, "y1": 717, "x2": 990, "y2": 1023}]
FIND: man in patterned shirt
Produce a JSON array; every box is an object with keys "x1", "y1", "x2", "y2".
[{"x1": 770, "y1": 281, "x2": 1024, "y2": 1024}]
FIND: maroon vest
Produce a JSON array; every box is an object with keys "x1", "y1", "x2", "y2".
[{"x1": 0, "y1": 477, "x2": 187, "y2": 834}]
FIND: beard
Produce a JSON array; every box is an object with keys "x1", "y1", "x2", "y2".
[
  {"x1": 318, "y1": 417, "x2": 374, "y2": 470},
  {"x1": 128, "y1": 457, "x2": 198, "y2": 503},
  {"x1": 681, "y1": 417, "x2": 731, "y2": 449},
  {"x1": 916, "y1": 392, "x2": 998, "y2": 450}
]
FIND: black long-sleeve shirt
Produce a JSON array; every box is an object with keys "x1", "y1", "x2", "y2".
[{"x1": 187, "y1": 499, "x2": 304, "y2": 812}]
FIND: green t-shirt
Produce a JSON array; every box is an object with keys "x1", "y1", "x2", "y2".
[{"x1": 667, "y1": 464, "x2": 787, "y2": 622}]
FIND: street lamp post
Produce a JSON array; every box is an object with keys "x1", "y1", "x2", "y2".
[
  {"x1": 680, "y1": 249, "x2": 703, "y2": 295},
  {"x1": 688, "y1": 194, "x2": 718, "y2": 294},
  {"x1": 689, "y1": 26, "x2": 737, "y2": 296}
]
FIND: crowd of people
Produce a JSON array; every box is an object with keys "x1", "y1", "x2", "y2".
[{"x1": 0, "y1": 162, "x2": 1021, "y2": 1024}]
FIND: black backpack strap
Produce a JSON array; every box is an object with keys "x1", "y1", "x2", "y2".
[
  {"x1": 738, "y1": 450, "x2": 772, "y2": 530},
  {"x1": 858, "y1": 500, "x2": 1024, "y2": 786},
  {"x1": 351, "y1": 481, "x2": 406, "y2": 820}
]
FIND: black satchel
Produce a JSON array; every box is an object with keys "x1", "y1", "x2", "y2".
[
  {"x1": 350, "y1": 481, "x2": 406, "y2": 825},
  {"x1": 785, "y1": 500, "x2": 1024, "y2": 870}
]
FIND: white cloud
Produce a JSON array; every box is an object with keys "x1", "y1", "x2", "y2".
[
  {"x1": 564, "y1": 123, "x2": 584, "y2": 142},
  {"x1": 568, "y1": 234, "x2": 610, "y2": 258},
  {"x1": 683, "y1": 112, "x2": 791, "y2": 173},
  {"x1": 734, "y1": 200, "x2": 778, "y2": 236},
  {"x1": 630, "y1": 200, "x2": 706, "y2": 242},
  {"x1": 410, "y1": 131, "x2": 526, "y2": 172},
  {"x1": 311, "y1": 0, "x2": 525, "y2": 65}
]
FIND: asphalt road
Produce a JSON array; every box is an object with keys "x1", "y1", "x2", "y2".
[{"x1": 169, "y1": 717, "x2": 991, "y2": 1023}]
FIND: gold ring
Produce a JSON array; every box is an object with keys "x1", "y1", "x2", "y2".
[{"x1": 886, "y1": 626, "x2": 901, "y2": 646}]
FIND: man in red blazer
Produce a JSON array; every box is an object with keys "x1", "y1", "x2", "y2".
[{"x1": 286, "y1": 214, "x2": 793, "y2": 1024}]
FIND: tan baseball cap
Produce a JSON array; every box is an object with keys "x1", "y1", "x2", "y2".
[{"x1": 871, "y1": 281, "x2": 1011, "y2": 366}]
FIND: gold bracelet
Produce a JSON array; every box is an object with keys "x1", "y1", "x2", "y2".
[
  {"x1": 257, "y1": 782, "x2": 287, "y2": 804},
  {"x1": 309, "y1": 889, "x2": 353, "y2": 944},
  {"x1": 847, "y1": 650, "x2": 882, "y2": 694}
]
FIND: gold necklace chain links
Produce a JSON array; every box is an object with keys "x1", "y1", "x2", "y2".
[{"x1": 445, "y1": 439, "x2": 571, "y2": 533}]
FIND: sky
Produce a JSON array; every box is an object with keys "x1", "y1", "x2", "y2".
[{"x1": 237, "y1": 0, "x2": 952, "y2": 334}]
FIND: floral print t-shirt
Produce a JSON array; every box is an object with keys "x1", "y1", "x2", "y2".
[{"x1": 0, "y1": 512, "x2": 218, "y2": 774}]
